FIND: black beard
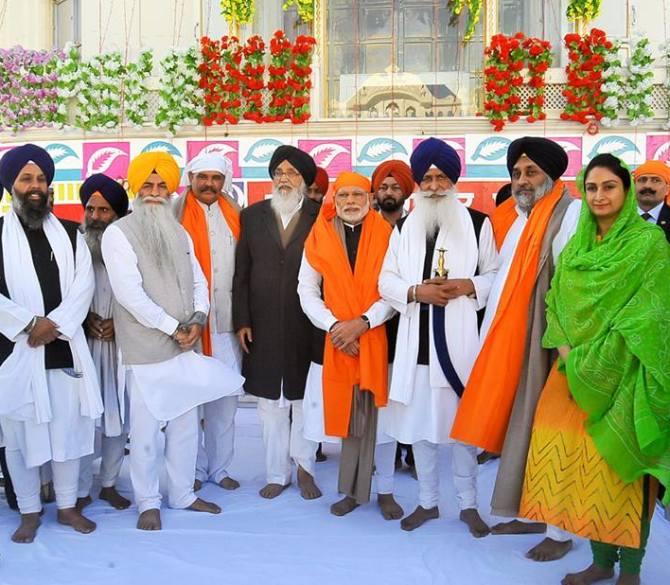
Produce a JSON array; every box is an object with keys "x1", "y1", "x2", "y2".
[
  {"x1": 378, "y1": 196, "x2": 404, "y2": 213},
  {"x1": 12, "y1": 189, "x2": 51, "y2": 230}
]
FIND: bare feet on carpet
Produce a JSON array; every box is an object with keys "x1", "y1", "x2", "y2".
[
  {"x1": 218, "y1": 477, "x2": 240, "y2": 490},
  {"x1": 297, "y1": 466, "x2": 322, "y2": 500},
  {"x1": 615, "y1": 574, "x2": 641, "y2": 585},
  {"x1": 491, "y1": 519, "x2": 546, "y2": 535},
  {"x1": 11, "y1": 512, "x2": 41, "y2": 543},
  {"x1": 187, "y1": 498, "x2": 221, "y2": 514},
  {"x1": 330, "y1": 496, "x2": 359, "y2": 516},
  {"x1": 193, "y1": 479, "x2": 202, "y2": 492},
  {"x1": 259, "y1": 482, "x2": 290, "y2": 499},
  {"x1": 137, "y1": 509, "x2": 161, "y2": 531},
  {"x1": 99, "y1": 486, "x2": 131, "y2": 509},
  {"x1": 57, "y1": 507, "x2": 96, "y2": 534},
  {"x1": 76, "y1": 495, "x2": 92, "y2": 511},
  {"x1": 528, "y1": 537, "x2": 574, "y2": 562},
  {"x1": 41, "y1": 481, "x2": 55, "y2": 503},
  {"x1": 400, "y1": 505, "x2": 439, "y2": 531},
  {"x1": 460, "y1": 508, "x2": 490, "y2": 538},
  {"x1": 378, "y1": 494, "x2": 403, "y2": 520},
  {"x1": 561, "y1": 564, "x2": 615, "y2": 585}
]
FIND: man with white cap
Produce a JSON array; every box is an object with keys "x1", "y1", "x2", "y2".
[{"x1": 175, "y1": 152, "x2": 243, "y2": 492}]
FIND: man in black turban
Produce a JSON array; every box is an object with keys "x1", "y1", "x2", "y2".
[
  {"x1": 233, "y1": 145, "x2": 323, "y2": 501},
  {"x1": 76, "y1": 173, "x2": 131, "y2": 512}
]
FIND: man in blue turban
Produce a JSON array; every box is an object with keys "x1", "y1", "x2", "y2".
[
  {"x1": 0, "y1": 143, "x2": 102, "y2": 543},
  {"x1": 76, "y1": 173, "x2": 131, "y2": 512},
  {"x1": 409, "y1": 137, "x2": 462, "y2": 187}
]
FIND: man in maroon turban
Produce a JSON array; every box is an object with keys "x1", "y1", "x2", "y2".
[{"x1": 371, "y1": 160, "x2": 415, "y2": 226}]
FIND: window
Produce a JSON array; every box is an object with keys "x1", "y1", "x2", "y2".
[
  {"x1": 282, "y1": 5, "x2": 313, "y2": 39},
  {"x1": 326, "y1": 0, "x2": 484, "y2": 118},
  {"x1": 53, "y1": 0, "x2": 80, "y2": 48}
]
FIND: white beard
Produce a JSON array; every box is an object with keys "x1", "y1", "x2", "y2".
[
  {"x1": 412, "y1": 189, "x2": 457, "y2": 236},
  {"x1": 270, "y1": 186, "x2": 304, "y2": 217},
  {"x1": 513, "y1": 177, "x2": 554, "y2": 215},
  {"x1": 132, "y1": 196, "x2": 186, "y2": 272}
]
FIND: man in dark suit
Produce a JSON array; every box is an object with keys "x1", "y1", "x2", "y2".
[
  {"x1": 233, "y1": 145, "x2": 322, "y2": 500},
  {"x1": 633, "y1": 161, "x2": 670, "y2": 243}
]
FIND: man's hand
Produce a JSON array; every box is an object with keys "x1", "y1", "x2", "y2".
[
  {"x1": 99, "y1": 318, "x2": 115, "y2": 341},
  {"x1": 330, "y1": 319, "x2": 368, "y2": 351},
  {"x1": 85, "y1": 312, "x2": 103, "y2": 338},
  {"x1": 340, "y1": 341, "x2": 360, "y2": 357},
  {"x1": 28, "y1": 317, "x2": 60, "y2": 348},
  {"x1": 416, "y1": 278, "x2": 475, "y2": 307},
  {"x1": 237, "y1": 327, "x2": 253, "y2": 354},
  {"x1": 174, "y1": 323, "x2": 202, "y2": 350}
]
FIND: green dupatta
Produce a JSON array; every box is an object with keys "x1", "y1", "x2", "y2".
[{"x1": 543, "y1": 159, "x2": 670, "y2": 501}]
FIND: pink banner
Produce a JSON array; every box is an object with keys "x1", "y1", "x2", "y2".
[
  {"x1": 82, "y1": 142, "x2": 130, "y2": 180},
  {"x1": 186, "y1": 141, "x2": 240, "y2": 178},
  {"x1": 298, "y1": 139, "x2": 352, "y2": 176}
]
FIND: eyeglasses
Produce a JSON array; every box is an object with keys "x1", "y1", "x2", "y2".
[{"x1": 272, "y1": 169, "x2": 301, "y2": 180}]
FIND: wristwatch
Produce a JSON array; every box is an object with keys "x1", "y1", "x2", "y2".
[{"x1": 360, "y1": 315, "x2": 371, "y2": 329}]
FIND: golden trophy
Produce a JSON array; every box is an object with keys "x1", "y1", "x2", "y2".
[{"x1": 434, "y1": 248, "x2": 449, "y2": 279}]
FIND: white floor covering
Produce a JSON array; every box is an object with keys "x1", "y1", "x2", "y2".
[{"x1": 1, "y1": 407, "x2": 669, "y2": 585}]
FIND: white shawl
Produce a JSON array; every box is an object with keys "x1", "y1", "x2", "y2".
[
  {"x1": 0, "y1": 210, "x2": 103, "y2": 424},
  {"x1": 379, "y1": 195, "x2": 481, "y2": 405}
]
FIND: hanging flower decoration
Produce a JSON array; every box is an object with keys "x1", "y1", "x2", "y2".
[
  {"x1": 282, "y1": 0, "x2": 315, "y2": 22},
  {"x1": 600, "y1": 40, "x2": 625, "y2": 127},
  {"x1": 75, "y1": 51, "x2": 125, "y2": 132},
  {"x1": 566, "y1": 0, "x2": 602, "y2": 21},
  {"x1": 219, "y1": 0, "x2": 254, "y2": 25},
  {"x1": 522, "y1": 37, "x2": 553, "y2": 123},
  {"x1": 0, "y1": 46, "x2": 62, "y2": 133},
  {"x1": 241, "y1": 35, "x2": 266, "y2": 123},
  {"x1": 561, "y1": 28, "x2": 612, "y2": 125},
  {"x1": 155, "y1": 47, "x2": 203, "y2": 134},
  {"x1": 54, "y1": 42, "x2": 81, "y2": 128},
  {"x1": 288, "y1": 35, "x2": 317, "y2": 124},
  {"x1": 482, "y1": 33, "x2": 526, "y2": 131},
  {"x1": 447, "y1": 0, "x2": 483, "y2": 43},
  {"x1": 124, "y1": 49, "x2": 154, "y2": 127},
  {"x1": 267, "y1": 30, "x2": 293, "y2": 122},
  {"x1": 624, "y1": 35, "x2": 655, "y2": 126},
  {"x1": 199, "y1": 36, "x2": 244, "y2": 126}
]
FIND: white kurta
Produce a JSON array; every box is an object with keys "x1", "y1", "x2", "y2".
[
  {"x1": 297, "y1": 252, "x2": 395, "y2": 444},
  {"x1": 100, "y1": 225, "x2": 244, "y2": 422},
  {"x1": 479, "y1": 199, "x2": 581, "y2": 342},
  {"x1": 378, "y1": 197, "x2": 499, "y2": 444}
]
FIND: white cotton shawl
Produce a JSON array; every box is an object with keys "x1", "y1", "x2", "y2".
[{"x1": 0, "y1": 210, "x2": 103, "y2": 424}]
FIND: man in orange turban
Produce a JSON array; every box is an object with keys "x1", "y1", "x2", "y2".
[
  {"x1": 298, "y1": 171, "x2": 403, "y2": 520},
  {"x1": 371, "y1": 160, "x2": 415, "y2": 226},
  {"x1": 633, "y1": 161, "x2": 670, "y2": 243},
  {"x1": 306, "y1": 167, "x2": 329, "y2": 204},
  {"x1": 127, "y1": 151, "x2": 181, "y2": 196}
]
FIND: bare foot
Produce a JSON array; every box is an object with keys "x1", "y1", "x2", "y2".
[
  {"x1": 330, "y1": 496, "x2": 360, "y2": 516},
  {"x1": 400, "y1": 505, "x2": 439, "y2": 531},
  {"x1": 41, "y1": 481, "x2": 55, "y2": 503},
  {"x1": 137, "y1": 509, "x2": 161, "y2": 531},
  {"x1": 57, "y1": 507, "x2": 96, "y2": 534},
  {"x1": 561, "y1": 564, "x2": 614, "y2": 585},
  {"x1": 297, "y1": 466, "x2": 322, "y2": 500},
  {"x1": 11, "y1": 513, "x2": 41, "y2": 543},
  {"x1": 99, "y1": 486, "x2": 131, "y2": 510},
  {"x1": 491, "y1": 519, "x2": 546, "y2": 535},
  {"x1": 76, "y1": 495, "x2": 92, "y2": 511},
  {"x1": 378, "y1": 493, "x2": 404, "y2": 520},
  {"x1": 460, "y1": 508, "x2": 490, "y2": 538},
  {"x1": 528, "y1": 537, "x2": 573, "y2": 562},
  {"x1": 187, "y1": 498, "x2": 221, "y2": 514},
  {"x1": 193, "y1": 479, "x2": 203, "y2": 492},
  {"x1": 259, "y1": 483, "x2": 290, "y2": 499},
  {"x1": 218, "y1": 477, "x2": 240, "y2": 490},
  {"x1": 616, "y1": 573, "x2": 640, "y2": 585}
]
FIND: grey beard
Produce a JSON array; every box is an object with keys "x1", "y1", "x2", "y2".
[
  {"x1": 412, "y1": 189, "x2": 457, "y2": 236},
  {"x1": 270, "y1": 186, "x2": 305, "y2": 217},
  {"x1": 11, "y1": 191, "x2": 52, "y2": 230},
  {"x1": 83, "y1": 226, "x2": 105, "y2": 263},
  {"x1": 132, "y1": 196, "x2": 186, "y2": 272},
  {"x1": 514, "y1": 177, "x2": 554, "y2": 215}
]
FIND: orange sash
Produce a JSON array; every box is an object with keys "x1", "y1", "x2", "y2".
[
  {"x1": 491, "y1": 197, "x2": 518, "y2": 250},
  {"x1": 304, "y1": 203, "x2": 391, "y2": 437},
  {"x1": 451, "y1": 180, "x2": 566, "y2": 453},
  {"x1": 179, "y1": 190, "x2": 240, "y2": 356}
]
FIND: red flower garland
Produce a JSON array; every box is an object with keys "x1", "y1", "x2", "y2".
[
  {"x1": 267, "y1": 30, "x2": 292, "y2": 122},
  {"x1": 522, "y1": 37, "x2": 553, "y2": 123},
  {"x1": 199, "y1": 35, "x2": 243, "y2": 126},
  {"x1": 242, "y1": 35, "x2": 266, "y2": 123},
  {"x1": 561, "y1": 28, "x2": 612, "y2": 125},
  {"x1": 288, "y1": 35, "x2": 317, "y2": 124}
]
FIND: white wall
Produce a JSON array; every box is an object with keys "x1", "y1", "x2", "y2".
[{"x1": 0, "y1": 0, "x2": 52, "y2": 50}]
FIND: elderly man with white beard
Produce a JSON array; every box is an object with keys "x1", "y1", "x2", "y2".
[
  {"x1": 101, "y1": 152, "x2": 244, "y2": 531},
  {"x1": 233, "y1": 145, "x2": 322, "y2": 501},
  {"x1": 76, "y1": 173, "x2": 131, "y2": 511},
  {"x1": 379, "y1": 138, "x2": 498, "y2": 535}
]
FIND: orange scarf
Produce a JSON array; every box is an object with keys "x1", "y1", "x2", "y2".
[
  {"x1": 304, "y1": 203, "x2": 392, "y2": 438},
  {"x1": 451, "y1": 180, "x2": 566, "y2": 453},
  {"x1": 491, "y1": 197, "x2": 518, "y2": 250},
  {"x1": 179, "y1": 190, "x2": 240, "y2": 356}
]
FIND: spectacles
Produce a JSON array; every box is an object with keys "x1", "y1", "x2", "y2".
[{"x1": 272, "y1": 169, "x2": 301, "y2": 180}]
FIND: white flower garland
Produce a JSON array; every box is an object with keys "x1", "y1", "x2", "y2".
[
  {"x1": 624, "y1": 35, "x2": 655, "y2": 127},
  {"x1": 600, "y1": 40, "x2": 625, "y2": 128},
  {"x1": 124, "y1": 49, "x2": 154, "y2": 127}
]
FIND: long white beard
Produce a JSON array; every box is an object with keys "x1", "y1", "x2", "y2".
[
  {"x1": 132, "y1": 196, "x2": 186, "y2": 272},
  {"x1": 270, "y1": 186, "x2": 304, "y2": 216},
  {"x1": 412, "y1": 189, "x2": 457, "y2": 236},
  {"x1": 513, "y1": 177, "x2": 554, "y2": 215}
]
